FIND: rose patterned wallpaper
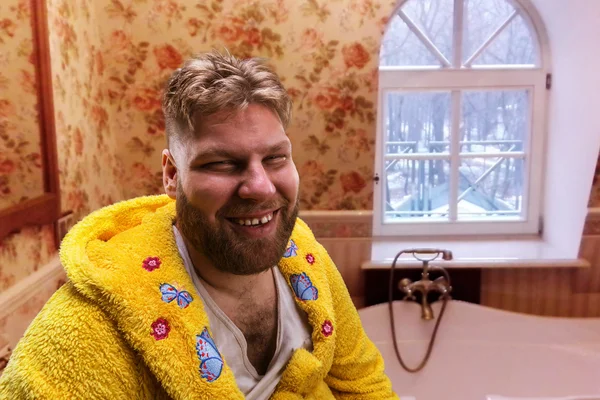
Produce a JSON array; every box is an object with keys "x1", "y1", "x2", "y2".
[
  {"x1": 98, "y1": 0, "x2": 394, "y2": 211},
  {"x1": 0, "y1": 0, "x2": 57, "y2": 293},
  {"x1": 0, "y1": 0, "x2": 125, "y2": 293},
  {"x1": 49, "y1": 0, "x2": 124, "y2": 217},
  {"x1": 0, "y1": 0, "x2": 44, "y2": 209},
  {"x1": 0, "y1": 225, "x2": 56, "y2": 292},
  {"x1": 0, "y1": 0, "x2": 394, "y2": 292},
  {"x1": 0, "y1": 0, "x2": 397, "y2": 345}
]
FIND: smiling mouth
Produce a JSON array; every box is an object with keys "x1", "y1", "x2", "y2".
[{"x1": 228, "y1": 210, "x2": 277, "y2": 227}]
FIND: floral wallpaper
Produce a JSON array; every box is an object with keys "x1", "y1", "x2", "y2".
[
  {"x1": 0, "y1": 0, "x2": 56, "y2": 294},
  {"x1": 97, "y1": 0, "x2": 395, "y2": 210},
  {"x1": 0, "y1": 225, "x2": 56, "y2": 293},
  {"x1": 0, "y1": 0, "x2": 395, "y2": 334},
  {"x1": 0, "y1": 0, "x2": 395, "y2": 347},
  {"x1": 48, "y1": 0, "x2": 124, "y2": 219},
  {"x1": 0, "y1": 0, "x2": 44, "y2": 209},
  {"x1": 0, "y1": 0, "x2": 125, "y2": 294}
]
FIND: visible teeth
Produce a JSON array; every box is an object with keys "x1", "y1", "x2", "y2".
[{"x1": 235, "y1": 212, "x2": 273, "y2": 226}]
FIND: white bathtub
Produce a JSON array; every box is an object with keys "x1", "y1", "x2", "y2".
[{"x1": 358, "y1": 300, "x2": 600, "y2": 400}]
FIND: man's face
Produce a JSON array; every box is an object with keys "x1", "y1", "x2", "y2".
[{"x1": 163, "y1": 104, "x2": 300, "y2": 275}]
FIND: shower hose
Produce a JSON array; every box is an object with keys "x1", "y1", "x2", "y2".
[{"x1": 387, "y1": 250, "x2": 452, "y2": 373}]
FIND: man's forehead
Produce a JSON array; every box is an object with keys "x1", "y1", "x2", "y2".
[{"x1": 192, "y1": 104, "x2": 283, "y2": 132}]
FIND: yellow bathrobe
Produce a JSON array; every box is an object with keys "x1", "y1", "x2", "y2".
[{"x1": 0, "y1": 195, "x2": 397, "y2": 399}]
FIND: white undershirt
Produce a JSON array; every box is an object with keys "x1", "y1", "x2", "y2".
[{"x1": 173, "y1": 226, "x2": 313, "y2": 399}]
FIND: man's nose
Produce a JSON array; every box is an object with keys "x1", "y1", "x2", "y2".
[{"x1": 238, "y1": 163, "x2": 276, "y2": 201}]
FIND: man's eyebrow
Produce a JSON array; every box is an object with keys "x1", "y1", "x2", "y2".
[
  {"x1": 268, "y1": 140, "x2": 292, "y2": 153},
  {"x1": 189, "y1": 140, "x2": 291, "y2": 164},
  {"x1": 190, "y1": 148, "x2": 234, "y2": 163}
]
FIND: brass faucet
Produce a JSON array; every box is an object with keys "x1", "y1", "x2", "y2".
[{"x1": 397, "y1": 249, "x2": 453, "y2": 320}]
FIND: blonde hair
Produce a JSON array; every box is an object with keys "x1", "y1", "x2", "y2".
[{"x1": 162, "y1": 50, "x2": 292, "y2": 146}]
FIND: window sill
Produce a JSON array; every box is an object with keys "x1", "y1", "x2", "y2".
[{"x1": 363, "y1": 237, "x2": 589, "y2": 270}]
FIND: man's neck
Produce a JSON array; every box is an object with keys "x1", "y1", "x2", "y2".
[{"x1": 178, "y1": 227, "x2": 274, "y2": 301}]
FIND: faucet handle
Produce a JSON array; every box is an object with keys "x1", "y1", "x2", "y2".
[
  {"x1": 398, "y1": 278, "x2": 416, "y2": 301},
  {"x1": 399, "y1": 278, "x2": 412, "y2": 292},
  {"x1": 433, "y1": 276, "x2": 452, "y2": 298}
]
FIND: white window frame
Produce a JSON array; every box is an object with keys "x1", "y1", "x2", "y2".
[{"x1": 373, "y1": 0, "x2": 550, "y2": 237}]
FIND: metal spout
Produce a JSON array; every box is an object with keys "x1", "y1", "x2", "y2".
[{"x1": 421, "y1": 295, "x2": 434, "y2": 320}]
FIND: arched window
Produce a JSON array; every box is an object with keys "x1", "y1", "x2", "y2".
[{"x1": 374, "y1": 0, "x2": 550, "y2": 236}]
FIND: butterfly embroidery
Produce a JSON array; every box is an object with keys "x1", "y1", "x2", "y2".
[
  {"x1": 196, "y1": 328, "x2": 224, "y2": 382},
  {"x1": 283, "y1": 240, "x2": 298, "y2": 258},
  {"x1": 290, "y1": 272, "x2": 319, "y2": 301},
  {"x1": 159, "y1": 283, "x2": 194, "y2": 309}
]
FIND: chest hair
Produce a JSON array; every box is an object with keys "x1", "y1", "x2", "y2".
[{"x1": 231, "y1": 296, "x2": 278, "y2": 375}]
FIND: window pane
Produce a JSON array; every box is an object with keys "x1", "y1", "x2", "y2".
[
  {"x1": 463, "y1": 0, "x2": 515, "y2": 63},
  {"x1": 380, "y1": 14, "x2": 438, "y2": 67},
  {"x1": 472, "y1": 15, "x2": 536, "y2": 66},
  {"x1": 401, "y1": 0, "x2": 454, "y2": 64},
  {"x1": 385, "y1": 92, "x2": 451, "y2": 155},
  {"x1": 463, "y1": 0, "x2": 537, "y2": 66},
  {"x1": 461, "y1": 90, "x2": 529, "y2": 153},
  {"x1": 384, "y1": 159, "x2": 450, "y2": 222},
  {"x1": 456, "y1": 157, "x2": 524, "y2": 219}
]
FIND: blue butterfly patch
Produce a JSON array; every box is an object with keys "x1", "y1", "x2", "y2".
[
  {"x1": 283, "y1": 239, "x2": 298, "y2": 258},
  {"x1": 196, "y1": 328, "x2": 224, "y2": 382},
  {"x1": 159, "y1": 283, "x2": 194, "y2": 309},
  {"x1": 290, "y1": 272, "x2": 319, "y2": 301}
]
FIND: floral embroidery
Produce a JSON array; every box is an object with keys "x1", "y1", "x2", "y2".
[
  {"x1": 321, "y1": 320, "x2": 333, "y2": 337},
  {"x1": 283, "y1": 239, "x2": 298, "y2": 258},
  {"x1": 290, "y1": 272, "x2": 319, "y2": 301},
  {"x1": 151, "y1": 318, "x2": 170, "y2": 340},
  {"x1": 160, "y1": 283, "x2": 193, "y2": 308},
  {"x1": 142, "y1": 256, "x2": 161, "y2": 272},
  {"x1": 196, "y1": 328, "x2": 224, "y2": 382},
  {"x1": 305, "y1": 253, "x2": 315, "y2": 265}
]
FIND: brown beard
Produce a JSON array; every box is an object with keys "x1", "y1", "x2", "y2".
[{"x1": 176, "y1": 185, "x2": 299, "y2": 276}]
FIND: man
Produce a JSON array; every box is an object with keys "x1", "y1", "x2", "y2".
[{"x1": 0, "y1": 51, "x2": 396, "y2": 399}]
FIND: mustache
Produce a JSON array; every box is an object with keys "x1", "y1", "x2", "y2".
[{"x1": 217, "y1": 199, "x2": 289, "y2": 218}]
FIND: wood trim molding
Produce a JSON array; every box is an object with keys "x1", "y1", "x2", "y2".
[
  {"x1": 299, "y1": 210, "x2": 373, "y2": 222},
  {"x1": 0, "y1": 0, "x2": 60, "y2": 242},
  {"x1": 34, "y1": 0, "x2": 59, "y2": 196},
  {"x1": 0, "y1": 194, "x2": 59, "y2": 239}
]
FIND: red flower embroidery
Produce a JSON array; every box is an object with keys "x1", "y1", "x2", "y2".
[
  {"x1": 321, "y1": 320, "x2": 333, "y2": 337},
  {"x1": 143, "y1": 256, "x2": 161, "y2": 272},
  {"x1": 151, "y1": 318, "x2": 170, "y2": 340},
  {"x1": 306, "y1": 254, "x2": 316, "y2": 265}
]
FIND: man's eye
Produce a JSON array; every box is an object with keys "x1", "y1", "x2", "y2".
[
  {"x1": 203, "y1": 161, "x2": 237, "y2": 171},
  {"x1": 266, "y1": 155, "x2": 287, "y2": 164}
]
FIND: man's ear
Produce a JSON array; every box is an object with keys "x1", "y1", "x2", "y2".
[{"x1": 162, "y1": 149, "x2": 178, "y2": 199}]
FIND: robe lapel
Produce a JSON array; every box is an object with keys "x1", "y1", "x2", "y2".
[
  {"x1": 275, "y1": 219, "x2": 337, "y2": 395},
  {"x1": 80, "y1": 200, "x2": 244, "y2": 400}
]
